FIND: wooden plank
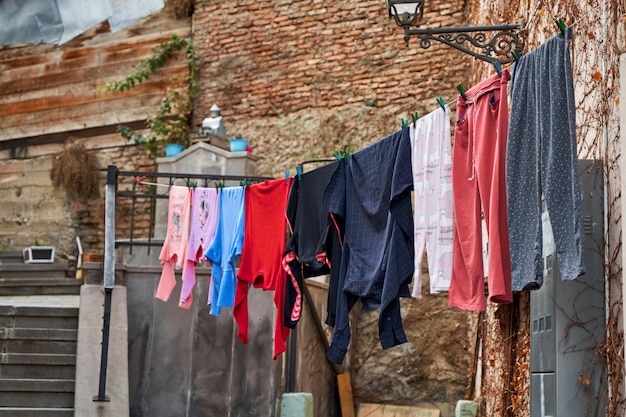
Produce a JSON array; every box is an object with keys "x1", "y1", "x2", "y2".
[
  {"x1": 0, "y1": 101, "x2": 160, "y2": 140},
  {"x1": 357, "y1": 403, "x2": 440, "y2": 417},
  {"x1": 1, "y1": 60, "x2": 186, "y2": 98},
  {"x1": 337, "y1": 373, "x2": 356, "y2": 417},
  {"x1": 0, "y1": 12, "x2": 188, "y2": 63},
  {"x1": 0, "y1": 45, "x2": 153, "y2": 88},
  {"x1": 0, "y1": 64, "x2": 186, "y2": 109},
  {"x1": 0, "y1": 29, "x2": 188, "y2": 75}
]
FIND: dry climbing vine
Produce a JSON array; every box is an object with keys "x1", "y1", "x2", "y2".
[{"x1": 468, "y1": 1, "x2": 626, "y2": 416}]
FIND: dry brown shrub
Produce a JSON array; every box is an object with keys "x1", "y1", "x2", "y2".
[{"x1": 50, "y1": 143, "x2": 101, "y2": 202}]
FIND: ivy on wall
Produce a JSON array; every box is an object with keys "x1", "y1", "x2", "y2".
[{"x1": 101, "y1": 34, "x2": 199, "y2": 158}]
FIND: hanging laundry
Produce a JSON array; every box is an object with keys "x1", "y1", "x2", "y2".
[
  {"x1": 448, "y1": 69, "x2": 513, "y2": 312},
  {"x1": 282, "y1": 161, "x2": 341, "y2": 328},
  {"x1": 179, "y1": 187, "x2": 219, "y2": 309},
  {"x1": 156, "y1": 185, "x2": 192, "y2": 302},
  {"x1": 322, "y1": 128, "x2": 414, "y2": 364},
  {"x1": 204, "y1": 186, "x2": 245, "y2": 316},
  {"x1": 233, "y1": 178, "x2": 292, "y2": 360},
  {"x1": 410, "y1": 105, "x2": 454, "y2": 298},
  {"x1": 316, "y1": 208, "x2": 344, "y2": 328},
  {"x1": 507, "y1": 28, "x2": 585, "y2": 290}
]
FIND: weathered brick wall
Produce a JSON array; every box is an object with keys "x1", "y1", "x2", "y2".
[{"x1": 192, "y1": 0, "x2": 471, "y2": 177}]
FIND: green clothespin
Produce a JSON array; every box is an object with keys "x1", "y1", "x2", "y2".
[
  {"x1": 555, "y1": 18, "x2": 567, "y2": 35},
  {"x1": 296, "y1": 165, "x2": 303, "y2": 180},
  {"x1": 512, "y1": 50, "x2": 521, "y2": 63},
  {"x1": 410, "y1": 112, "x2": 419, "y2": 125},
  {"x1": 456, "y1": 84, "x2": 467, "y2": 100},
  {"x1": 343, "y1": 148, "x2": 350, "y2": 159},
  {"x1": 401, "y1": 118, "x2": 409, "y2": 129},
  {"x1": 215, "y1": 180, "x2": 224, "y2": 189},
  {"x1": 334, "y1": 151, "x2": 343, "y2": 160},
  {"x1": 493, "y1": 61, "x2": 502, "y2": 76},
  {"x1": 436, "y1": 97, "x2": 446, "y2": 110}
]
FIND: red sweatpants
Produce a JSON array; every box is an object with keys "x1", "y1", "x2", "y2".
[{"x1": 448, "y1": 70, "x2": 513, "y2": 311}]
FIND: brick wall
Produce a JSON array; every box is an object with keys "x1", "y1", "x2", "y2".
[{"x1": 192, "y1": 0, "x2": 471, "y2": 176}]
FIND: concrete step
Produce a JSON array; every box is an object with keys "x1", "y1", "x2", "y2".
[
  {"x1": 0, "y1": 407, "x2": 73, "y2": 417},
  {"x1": 0, "y1": 353, "x2": 76, "y2": 379},
  {"x1": 0, "y1": 379, "x2": 74, "y2": 408},
  {"x1": 0, "y1": 297, "x2": 79, "y2": 415},
  {"x1": 0, "y1": 279, "x2": 81, "y2": 296},
  {"x1": 0, "y1": 327, "x2": 77, "y2": 342},
  {"x1": 0, "y1": 339, "x2": 76, "y2": 355},
  {"x1": 0, "y1": 306, "x2": 78, "y2": 330},
  {"x1": 0, "y1": 264, "x2": 69, "y2": 279},
  {"x1": 0, "y1": 251, "x2": 24, "y2": 264},
  {"x1": 0, "y1": 378, "x2": 75, "y2": 392}
]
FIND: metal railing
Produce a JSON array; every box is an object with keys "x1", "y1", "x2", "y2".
[
  {"x1": 112, "y1": 166, "x2": 272, "y2": 254},
  {"x1": 94, "y1": 164, "x2": 271, "y2": 402}
]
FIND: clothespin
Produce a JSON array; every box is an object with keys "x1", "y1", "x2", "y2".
[
  {"x1": 555, "y1": 18, "x2": 567, "y2": 35},
  {"x1": 334, "y1": 148, "x2": 351, "y2": 160},
  {"x1": 401, "y1": 118, "x2": 409, "y2": 129},
  {"x1": 240, "y1": 178, "x2": 251, "y2": 187},
  {"x1": 285, "y1": 170, "x2": 291, "y2": 184},
  {"x1": 492, "y1": 61, "x2": 502, "y2": 76},
  {"x1": 456, "y1": 84, "x2": 467, "y2": 100},
  {"x1": 186, "y1": 179, "x2": 197, "y2": 189},
  {"x1": 296, "y1": 165, "x2": 303, "y2": 181},
  {"x1": 436, "y1": 97, "x2": 446, "y2": 111},
  {"x1": 215, "y1": 180, "x2": 224, "y2": 189},
  {"x1": 512, "y1": 50, "x2": 521, "y2": 63},
  {"x1": 410, "y1": 112, "x2": 419, "y2": 125}
]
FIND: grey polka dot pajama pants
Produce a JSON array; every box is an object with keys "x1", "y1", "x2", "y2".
[{"x1": 506, "y1": 28, "x2": 585, "y2": 291}]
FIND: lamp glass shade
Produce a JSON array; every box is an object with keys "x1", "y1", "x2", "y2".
[{"x1": 388, "y1": 1, "x2": 421, "y2": 16}]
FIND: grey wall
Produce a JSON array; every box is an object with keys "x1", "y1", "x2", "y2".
[{"x1": 123, "y1": 263, "x2": 279, "y2": 417}]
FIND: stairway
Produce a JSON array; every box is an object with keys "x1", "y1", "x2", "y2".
[{"x1": 0, "y1": 251, "x2": 81, "y2": 417}]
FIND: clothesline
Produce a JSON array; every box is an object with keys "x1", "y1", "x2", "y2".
[{"x1": 138, "y1": 180, "x2": 169, "y2": 188}]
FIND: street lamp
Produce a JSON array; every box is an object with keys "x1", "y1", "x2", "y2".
[{"x1": 386, "y1": 0, "x2": 525, "y2": 64}]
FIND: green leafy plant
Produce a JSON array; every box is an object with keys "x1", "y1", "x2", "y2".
[{"x1": 102, "y1": 34, "x2": 199, "y2": 158}]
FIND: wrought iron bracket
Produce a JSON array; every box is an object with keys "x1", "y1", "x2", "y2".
[{"x1": 403, "y1": 24, "x2": 525, "y2": 65}]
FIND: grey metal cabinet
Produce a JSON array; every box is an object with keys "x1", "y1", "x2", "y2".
[{"x1": 530, "y1": 160, "x2": 607, "y2": 417}]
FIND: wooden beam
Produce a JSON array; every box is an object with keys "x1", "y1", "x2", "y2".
[{"x1": 0, "y1": 120, "x2": 148, "y2": 151}]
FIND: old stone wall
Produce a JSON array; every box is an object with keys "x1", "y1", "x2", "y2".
[{"x1": 0, "y1": 142, "x2": 155, "y2": 263}]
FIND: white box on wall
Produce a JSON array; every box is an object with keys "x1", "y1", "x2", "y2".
[{"x1": 23, "y1": 246, "x2": 55, "y2": 264}]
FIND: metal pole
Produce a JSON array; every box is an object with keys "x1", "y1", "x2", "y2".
[
  {"x1": 103, "y1": 165, "x2": 116, "y2": 290},
  {"x1": 93, "y1": 164, "x2": 117, "y2": 402}
]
